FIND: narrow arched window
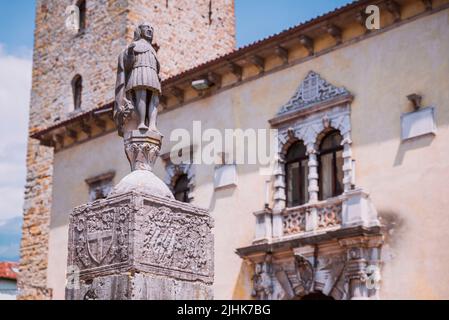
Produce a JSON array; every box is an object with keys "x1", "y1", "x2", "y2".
[
  {"x1": 319, "y1": 130, "x2": 344, "y2": 200},
  {"x1": 285, "y1": 141, "x2": 309, "y2": 207},
  {"x1": 77, "y1": 0, "x2": 86, "y2": 32},
  {"x1": 173, "y1": 174, "x2": 190, "y2": 203},
  {"x1": 72, "y1": 75, "x2": 82, "y2": 111}
]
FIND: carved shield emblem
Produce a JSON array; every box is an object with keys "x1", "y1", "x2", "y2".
[
  {"x1": 85, "y1": 210, "x2": 115, "y2": 265},
  {"x1": 87, "y1": 229, "x2": 114, "y2": 265}
]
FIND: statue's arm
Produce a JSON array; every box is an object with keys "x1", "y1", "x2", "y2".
[{"x1": 124, "y1": 44, "x2": 135, "y2": 71}]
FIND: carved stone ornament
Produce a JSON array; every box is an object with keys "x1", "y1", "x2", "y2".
[
  {"x1": 291, "y1": 254, "x2": 314, "y2": 297},
  {"x1": 124, "y1": 130, "x2": 161, "y2": 171},
  {"x1": 245, "y1": 235, "x2": 383, "y2": 300},
  {"x1": 66, "y1": 191, "x2": 214, "y2": 300},
  {"x1": 251, "y1": 255, "x2": 274, "y2": 300},
  {"x1": 277, "y1": 71, "x2": 350, "y2": 115}
]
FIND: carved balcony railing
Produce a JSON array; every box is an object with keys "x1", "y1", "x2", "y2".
[
  {"x1": 283, "y1": 198, "x2": 342, "y2": 236},
  {"x1": 253, "y1": 188, "x2": 380, "y2": 243},
  {"x1": 282, "y1": 205, "x2": 307, "y2": 235}
]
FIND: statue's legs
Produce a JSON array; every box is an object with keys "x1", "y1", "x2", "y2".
[
  {"x1": 148, "y1": 92, "x2": 159, "y2": 132},
  {"x1": 134, "y1": 89, "x2": 148, "y2": 130}
]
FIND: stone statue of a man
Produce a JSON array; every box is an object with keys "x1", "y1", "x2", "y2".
[{"x1": 115, "y1": 22, "x2": 161, "y2": 135}]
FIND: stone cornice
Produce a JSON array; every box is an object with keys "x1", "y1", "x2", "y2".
[
  {"x1": 235, "y1": 225, "x2": 382, "y2": 259},
  {"x1": 31, "y1": 0, "x2": 449, "y2": 152}
]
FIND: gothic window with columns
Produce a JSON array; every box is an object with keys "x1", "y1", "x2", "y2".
[
  {"x1": 270, "y1": 71, "x2": 354, "y2": 211},
  {"x1": 285, "y1": 141, "x2": 309, "y2": 207},
  {"x1": 318, "y1": 130, "x2": 344, "y2": 200}
]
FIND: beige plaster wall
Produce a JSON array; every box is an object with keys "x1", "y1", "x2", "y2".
[{"x1": 47, "y1": 9, "x2": 449, "y2": 299}]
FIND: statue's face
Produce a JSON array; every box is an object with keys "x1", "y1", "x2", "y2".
[{"x1": 140, "y1": 25, "x2": 153, "y2": 41}]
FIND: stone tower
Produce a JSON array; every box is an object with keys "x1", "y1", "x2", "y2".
[{"x1": 20, "y1": 0, "x2": 235, "y2": 299}]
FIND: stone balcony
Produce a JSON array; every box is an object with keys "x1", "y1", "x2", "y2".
[{"x1": 253, "y1": 188, "x2": 380, "y2": 245}]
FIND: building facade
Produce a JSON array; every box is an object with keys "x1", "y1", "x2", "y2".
[{"x1": 20, "y1": 0, "x2": 449, "y2": 299}]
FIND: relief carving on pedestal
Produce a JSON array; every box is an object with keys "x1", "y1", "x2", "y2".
[
  {"x1": 70, "y1": 201, "x2": 131, "y2": 271},
  {"x1": 138, "y1": 205, "x2": 212, "y2": 277}
]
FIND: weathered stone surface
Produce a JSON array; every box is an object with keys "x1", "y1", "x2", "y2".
[
  {"x1": 66, "y1": 191, "x2": 214, "y2": 300},
  {"x1": 112, "y1": 170, "x2": 174, "y2": 199},
  {"x1": 67, "y1": 273, "x2": 212, "y2": 300}
]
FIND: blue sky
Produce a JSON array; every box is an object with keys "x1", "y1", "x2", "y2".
[
  {"x1": 0, "y1": 0, "x2": 352, "y2": 53},
  {"x1": 0, "y1": 1, "x2": 352, "y2": 261}
]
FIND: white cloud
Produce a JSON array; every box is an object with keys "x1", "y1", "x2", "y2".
[{"x1": 0, "y1": 44, "x2": 32, "y2": 221}]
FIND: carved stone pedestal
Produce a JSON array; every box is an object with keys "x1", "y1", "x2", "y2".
[
  {"x1": 66, "y1": 191, "x2": 214, "y2": 300},
  {"x1": 124, "y1": 130, "x2": 162, "y2": 171}
]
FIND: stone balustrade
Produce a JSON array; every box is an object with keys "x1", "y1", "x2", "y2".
[
  {"x1": 254, "y1": 188, "x2": 380, "y2": 242},
  {"x1": 283, "y1": 197, "x2": 342, "y2": 236}
]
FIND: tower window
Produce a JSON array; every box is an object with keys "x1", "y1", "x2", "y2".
[
  {"x1": 208, "y1": 0, "x2": 213, "y2": 25},
  {"x1": 319, "y1": 130, "x2": 344, "y2": 200},
  {"x1": 173, "y1": 174, "x2": 190, "y2": 203},
  {"x1": 77, "y1": 0, "x2": 86, "y2": 32},
  {"x1": 285, "y1": 141, "x2": 309, "y2": 207},
  {"x1": 72, "y1": 75, "x2": 82, "y2": 111}
]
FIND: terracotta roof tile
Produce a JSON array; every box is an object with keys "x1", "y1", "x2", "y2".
[{"x1": 0, "y1": 262, "x2": 18, "y2": 280}]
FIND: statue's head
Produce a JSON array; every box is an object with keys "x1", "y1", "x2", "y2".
[{"x1": 134, "y1": 23, "x2": 154, "y2": 42}]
